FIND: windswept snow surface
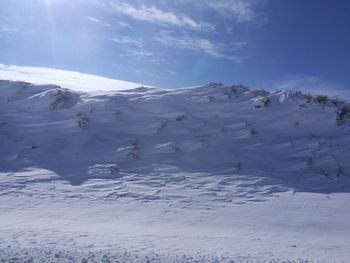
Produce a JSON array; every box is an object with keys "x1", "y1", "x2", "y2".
[
  {"x1": 1, "y1": 80, "x2": 350, "y2": 262},
  {"x1": 0, "y1": 64, "x2": 143, "y2": 92}
]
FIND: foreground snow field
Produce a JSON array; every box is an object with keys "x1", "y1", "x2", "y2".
[{"x1": 1, "y1": 77, "x2": 350, "y2": 262}]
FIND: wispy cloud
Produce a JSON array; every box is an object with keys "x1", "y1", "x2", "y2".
[
  {"x1": 87, "y1": 16, "x2": 112, "y2": 27},
  {"x1": 156, "y1": 32, "x2": 244, "y2": 62},
  {"x1": 205, "y1": 0, "x2": 256, "y2": 23},
  {"x1": 111, "y1": 36, "x2": 143, "y2": 48},
  {"x1": 111, "y1": 36, "x2": 153, "y2": 57},
  {"x1": 0, "y1": 16, "x2": 19, "y2": 34},
  {"x1": 177, "y1": 0, "x2": 267, "y2": 24},
  {"x1": 156, "y1": 34, "x2": 220, "y2": 57},
  {"x1": 116, "y1": 21, "x2": 131, "y2": 29},
  {"x1": 108, "y1": 1, "x2": 214, "y2": 31},
  {"x1": 88, "y1": 16, "x2": 132, "y2": 29},
  {"x1": 126, "y1": 49, "x2": 154, "y2": 57},
  {"x1": 166, "y1": 69, "x2": 177, "y2": 76}
]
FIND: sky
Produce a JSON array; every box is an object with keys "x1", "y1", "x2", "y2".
[{"x1": 0, "y1": 0, "x2": 349, "y2": 93}]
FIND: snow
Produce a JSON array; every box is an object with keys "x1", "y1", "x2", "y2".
[
  {"x1": 1, "y1": 76, "x2": 350, "y2": 262},
  {"x1": 0, "y1": 64, "x2": 144, "y2": 92}
]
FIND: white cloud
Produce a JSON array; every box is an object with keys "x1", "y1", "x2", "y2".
[
  {"x1": 156, "y1": 33, "x2": 220, "y2": 57},
  {"x1": 0, "y1": 24, "x2": 19, "y2": 33},
  {"x1": 156, "y1": 32, "x2": 243, "y2": 62},
  {"x1": 125, "y1": 49, "x2": 153, "y2": 57},
  {"x1": 116, "y1": 21, "x2": 131, "y2": 29},
  {"x1": 108, "y1": 1, "x2": 214, "y2": 31},
  {"x1": 111, "y1": 36, "x2": 154, "y2": 57},
  {"x1": 87, "y1": 16, "x2": 103, "y2": 24},
  {"x1": 117, "y1": 48, "x2": 154, "y2": 58},
  {"x1": 87, "y1": 16, "x2": 112, "y2": 27},
  {"x1": 235, "y1": 41, "x2": 248, "y2": 46},
  {"x1": 111, "y1": 36, "x2": 143, "y2": 48},
  {"x1": 166, "y1": 69, "x2": 177, "y2": 76},
  {"x1": 176, "y1": 0, "x2": 266, "y2": 24},
  {"x1": 206, "y1": 0, "x2": 256, "y2": 23},
  {"x1": 88, "y1": 16, "x2": 132, "y2": 29}
]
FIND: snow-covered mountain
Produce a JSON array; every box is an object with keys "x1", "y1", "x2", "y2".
[{"x1": 1, "y1": 78, "x2": 350, "y2": 262}]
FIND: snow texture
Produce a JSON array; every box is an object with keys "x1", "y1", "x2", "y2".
[{"x1": 1, "y1": 77, "x2": 350, "y2": 262}]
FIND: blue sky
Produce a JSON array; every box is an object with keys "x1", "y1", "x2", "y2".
[{"x1": 0, "y1": 0, "x2": 349, "y2": 91}]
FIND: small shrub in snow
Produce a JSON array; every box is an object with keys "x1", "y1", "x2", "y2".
[
  {"x1": 175, "y1": 115, "x2": 187, "y2": 121},
  {"x1": 244, "y1": 121, "x2": 258, "y2": 136},
  {"x1": 249, "y1": 128, "x2": 257, "y2": 135},
  {"x1": 304, "y1": 157, "x2": 314, "y2": 167},
  {"x1": 77, "y1": 113, "x2": 90, "y2": 129},
  {"x1": 234, "y1": 163, "x2": 241, "y2": 171},
  {"x1": 224, "y1": 87, "x2": 236, "y2": 99},
  {"x1": 336, "y1": 107, "x2": 350, "y2": 124},
  {"x1": 208, "y1": 95, "x2": 215, "y2": 102},
  {"x1": 251, "y1": 89, "x2": 269, "y2": 98},
  {"x1": 331, "y1": 98, "x2": 343, "y2": 107},
  {"x1": 314, "y1": 95, "x2": 329, "y2": 105},
  {"x1": 207, "y1": 82, "x2": 223, "y2": 88},
  {"x1": 133, "y1": 86, "x2": 150, "y2": 92},
  {"x1": 220, "y1": 127, "x2": 228, "y2": 134},
  {"x1": 303, "y1": 94, "x2": 330, "y2": 106},
  {"x1": 298, "y1": 103, "x2": 307, "y2": 108},
  {"x1": 320, "y1": 169, "x2": 331, "y2": 179},
  {"x1": 304, "y1": 94, "x2": 313, "y2": 104},
  {"x1": 109, "y1": 164, "x2": 120, "y2": 175},
  {"x1": 127, "y1": 142, "x2": 140, "y2": 159},
  {"x1": 50, "y1": 89, "x2": 76, "y2": 110},
  {"x1": 0, "y1": 122, "x2": 6, "y2": 130},
  {"x1": 160, "y1": 119, "x2": 168, "y2": 129},
  {"x1": 171, "y1": 144, "x2": 181, "y2": 153},
  {"x1": 223, "y1": 85, "x2": 248, "y2": 99},
  {"x1": 336, "y1": 164, "x2": 345, "y2": 178},
  {"x1": 156, "y1": 119, "x2": 168, "y2": 133},
  {"x1": 289, "y1": 90, "x2": 303, "y2": 98},
  {"x1": 309, "y1": 133, "x2": 318, "y2": 140},
  {"x1": 199, "y1": 135, "x2": 211, "y2": 147}
]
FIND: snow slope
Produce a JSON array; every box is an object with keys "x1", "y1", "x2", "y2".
[
  {"x1": 1, "y1": 79, "x2": 350, "y2": 262},
  {"x1": 0, "y1": 64, "x2": 144, "y2": 92}
]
